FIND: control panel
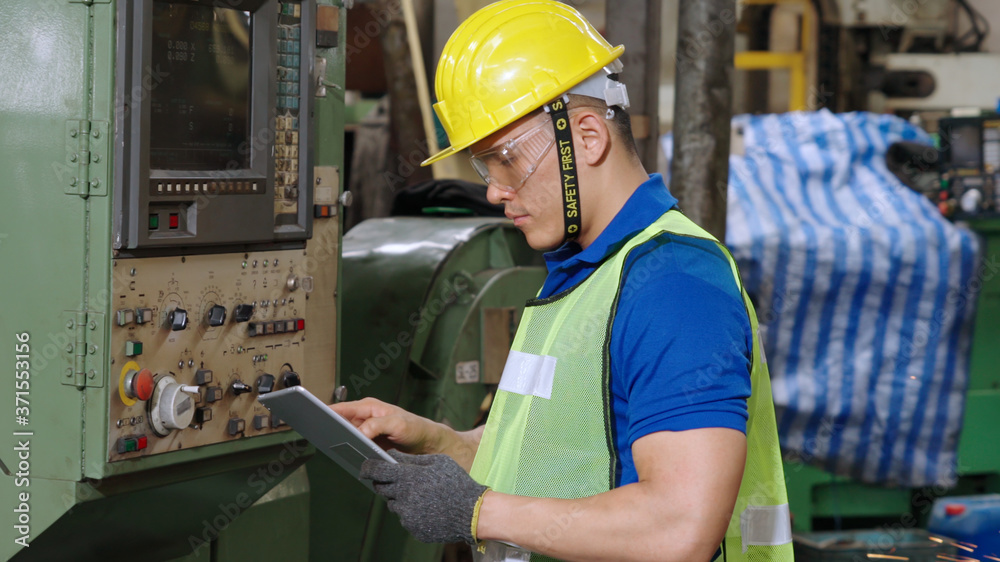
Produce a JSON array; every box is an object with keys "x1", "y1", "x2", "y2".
[
  {"x1": 275, "y1": 2, "x2": 306, "y2": 229},
  {"x1": 108, "y1": 250, "x2": 316, "y2": 461},
  {"x1": 116, "y1": 0, "x2": 316, "y2": 249},
  {"x1": 102, "y1": 0, "x2": 335, "y2": 464},
  {"x1": 934, "y1": 115, "x2": 1000, "y2": 218}
]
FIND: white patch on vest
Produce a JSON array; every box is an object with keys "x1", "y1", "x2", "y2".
[
  {"x1": 757, "y1": 326, "x2": 768, "y2": 366},
  {"x1": 740, "y1": 503, "x2": 792, "y2": 552},
  {"x1": 497, "y1": 350, "x2": 557, "y2": 400}
]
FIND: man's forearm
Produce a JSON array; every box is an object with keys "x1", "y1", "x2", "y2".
[
  {"x1": 475, "y1": 484, "x2": 727, "y2": 562},
  {"x1": 429, "y1": 424, "x2": 483, "y2": 471}
]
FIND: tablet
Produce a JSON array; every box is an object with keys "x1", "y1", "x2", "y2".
[{"x1": 258, "y1": 386, "x2": 396, "y2": 490}]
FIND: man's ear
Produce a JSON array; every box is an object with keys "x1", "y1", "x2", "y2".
[{"x1": 573, "y1": 110, "x2": 611, "y2": 167}]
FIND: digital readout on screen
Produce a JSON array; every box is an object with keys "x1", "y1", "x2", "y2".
[{"x1": 150, "y1": 3, "x2": 252, "y2": 171}]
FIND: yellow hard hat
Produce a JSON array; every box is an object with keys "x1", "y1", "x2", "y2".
[{"x1": 421, "y1": 0, "x2": 625, "y2": 166}]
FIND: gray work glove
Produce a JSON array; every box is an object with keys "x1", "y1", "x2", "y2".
[{"x1": 361, "y1": 449, "x2": 488, "y2": 545}]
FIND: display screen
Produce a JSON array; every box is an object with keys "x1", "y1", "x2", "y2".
[
  {"x1": 150, "y1": 3, "x2": 252, "y2": 171},
  {"x1": 949, "y1": 124, "x2": 983, "y2": 171}
]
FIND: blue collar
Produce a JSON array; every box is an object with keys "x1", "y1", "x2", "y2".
[{"x1": 540, "y1": 174, "x2": 678, "y2": 295}]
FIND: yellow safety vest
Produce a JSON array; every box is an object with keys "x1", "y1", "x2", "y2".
[{"x1": 471, "y1": 210, "x2": 793, "y2": 561}]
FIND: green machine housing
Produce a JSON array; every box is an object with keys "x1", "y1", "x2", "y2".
[
  {"x1": 0, "y1": 0, "x2": 348, "y2": 559},
  {"x1": 310, "y1": 218, "x2": 547, "y2": 561}
]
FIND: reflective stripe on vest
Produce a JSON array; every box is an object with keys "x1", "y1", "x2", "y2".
[{"x1": 470, "y1": 210, "x2": 793, "y2": 561}]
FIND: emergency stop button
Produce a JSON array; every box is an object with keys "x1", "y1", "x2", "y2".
[{"x1": 125, "y1": 368, "x2": 155, "y2": 401}]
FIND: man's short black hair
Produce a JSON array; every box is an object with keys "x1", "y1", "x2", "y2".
[{"x1": 566, "y1": 94, "x2": 640, "y2": 161}]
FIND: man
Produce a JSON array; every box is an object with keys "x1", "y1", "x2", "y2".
[{"x1": 332, "y1": 1, "x2": 793, "y2": 560}]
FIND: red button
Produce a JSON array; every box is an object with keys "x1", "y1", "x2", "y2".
[
  {"x1": 132, "y1": 369, "x2": 155, "y2": 401},
  {"x1": 169, "y1": 214, "x2": 179, "y2": 229},
  {"x1": 296, "y1": 319, "x2": 305, "y2": 331},
  {"x1": 137, "y1": 436, "x2": 148, "y2": 450},
  {"x1": 945, "y1": 504, "x2": 966, "y2": 516}
]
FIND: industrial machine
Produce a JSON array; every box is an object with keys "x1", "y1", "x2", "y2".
[
  {"x1": 308, "y1": 217, "x2": 547, "y2": 561},
  {"x1": 0, "y1": 0, "x2": 346, "y2": 559},
  {"x1": 923, "y1": 116, "x2": 1000, "y2": 524},
  {"x1": 783, "y1": 109, "x2": 1000, "y2": 532},
  {"x1": 728, "y1": 0, "x2": 1000, "y2": 533},
  {"x1": 738, "y1": 0, "x2": 1000, "y2": 114},
  {"x1": 936, "y1": 114, "x2": 1000, "y2": 218}
]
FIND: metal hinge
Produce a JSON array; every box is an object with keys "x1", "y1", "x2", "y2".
[
  {"x1": 64, "y1": 120, "x2": 109, "y2": 197},
  {"x1": 61, "y1": 311, "x2": 107, "y2": 388}
]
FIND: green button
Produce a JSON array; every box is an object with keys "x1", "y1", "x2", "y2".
[
  {"x1": 149, "y1": 214, "x2": 159, "y2": 229},
  {"x1": 124, "y1": 438, "x2": 137, "y2": 453},
  {"x1": 125, "y1": 341, "x2": 143, "y2": 357}
]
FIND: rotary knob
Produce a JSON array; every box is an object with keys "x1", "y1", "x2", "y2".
[
  {"x1": 960, "y1": 188, "x2": 983, "y2": 214},
  {"x1": 124, "y1": 368, "x2": 155, "y2": 401},
  {"x1": 168, "y1": 308, "x2": 189, "y2": 331},
  {"x1": 233, "y1": 304, "x2": 255, "y2": 323},
  {"x1": 280, "y1": 370, "x2": 301, "y2": 388},
  {"x1": 256, "y1": 374, "x2": 276, "y2": 394},
  {"x1": 148, "y1": 375, "x2": 200, "y2": 436},
  {"x1": 205, "y1": 305, "x2": 227, "y2": 327}
]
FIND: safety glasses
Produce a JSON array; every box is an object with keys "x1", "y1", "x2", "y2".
[{"x1": 469, "y1": 114, "x2": 555, "y2": 192}]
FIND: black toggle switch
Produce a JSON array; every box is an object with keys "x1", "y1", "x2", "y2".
[
  {"x1": 233, "y1": 304, "x2": 255, "y2": 323},
  {"x1": 204, "y1": 386, "x2": 223, "y2": 403},
  {"x1": 228, "y1": 418, "x2": 246, "y2": 436},
  {"x1": 256, "y1": 374, "x2": 276, "y2": 394},
  {"x1": 168, "y1": 308, "x2": 189, "y2": 331},
  {"x1": 280, "y1": 371, "x2": 301, "y2": 388},
  {"x1": 195, "y1": 369, "x2": 214, "y2": 385},
  {"x1": 231, "y1": 381, "x2": 252, "y2": 396},
  {"x1": 196, "y1": 407, "x2": 213, "y2": 424},
  {"x1": 206, "y1": 305, "x2": 227, "y2": 327}
]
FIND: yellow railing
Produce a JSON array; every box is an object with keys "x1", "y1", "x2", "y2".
[{"x1": 734, "y1": 0, "x2": 814, "y2": 111}]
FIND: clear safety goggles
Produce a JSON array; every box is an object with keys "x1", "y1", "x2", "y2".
[{"x1": 469, "y1": 114, "x2": 555, "y2": 193}]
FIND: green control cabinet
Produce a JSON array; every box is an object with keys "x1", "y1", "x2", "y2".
[{"x1": 0, "y1": 1, "x2": 347, "y2": 560}]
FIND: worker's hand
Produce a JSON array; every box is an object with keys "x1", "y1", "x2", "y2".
[
  {"x1": 329, "y1": 397, "x2": 444, "y2": 454},
  {"x1": 362, "y1": 450, "x2": 488, "y2": 545}
]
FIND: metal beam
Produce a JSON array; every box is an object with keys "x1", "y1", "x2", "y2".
[
  {"x1": 605, "y1": 0, "x2": 662, "y2": 172},
  {"x1": 670, "y1": 0, "x2": 736, "y2": 241}
]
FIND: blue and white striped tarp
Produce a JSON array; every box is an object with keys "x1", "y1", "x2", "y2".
[{"x1": 662, "y1": 110, "x2": 981, "y2": 487}]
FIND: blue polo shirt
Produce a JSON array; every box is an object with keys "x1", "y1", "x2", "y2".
[{"x1": 539, "y1": 174, "x2": 752, "y2": 487}]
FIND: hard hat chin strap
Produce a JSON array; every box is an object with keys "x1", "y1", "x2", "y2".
[{"x1": 544, "y1": 95, "x2": 581, "y2": 242}]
